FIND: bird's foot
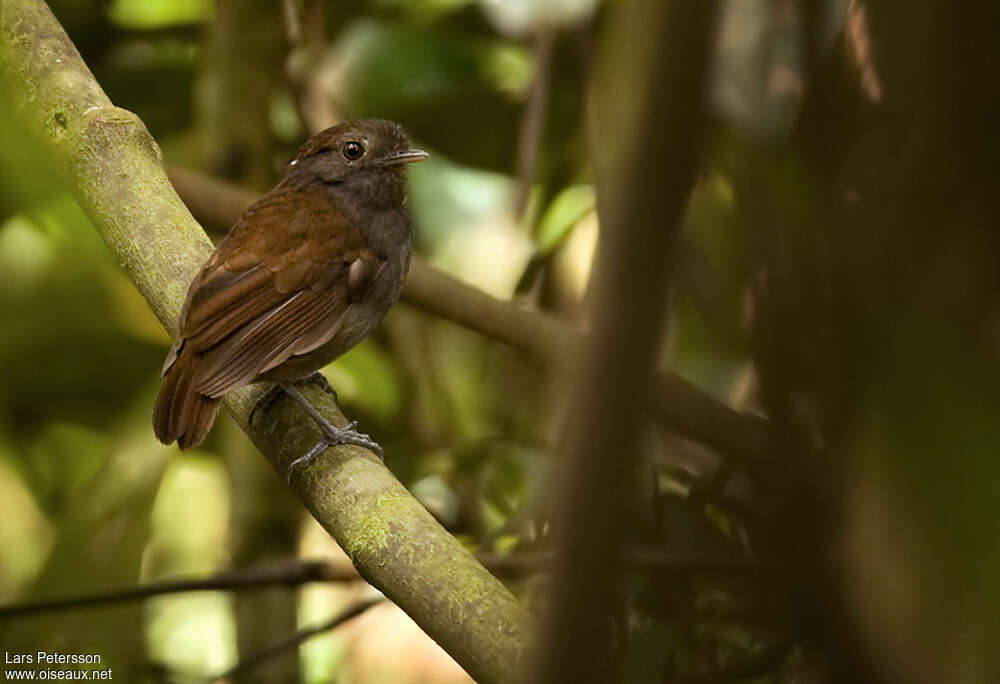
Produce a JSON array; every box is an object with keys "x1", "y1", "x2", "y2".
[
  {"x1": 279, "y1": 382, "x2": 385, "y2": 483},
  {"x1": 286, "y1": 422, "x2": 385, "y2": 484}
]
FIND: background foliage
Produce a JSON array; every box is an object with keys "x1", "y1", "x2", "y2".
[{"x1": 1, "y1": 1, "x2": 999, "y2": 683}]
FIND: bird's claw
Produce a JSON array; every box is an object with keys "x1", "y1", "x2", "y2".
[{"x1": 285, "y1": 421, "x2": 385, "y2": 484}]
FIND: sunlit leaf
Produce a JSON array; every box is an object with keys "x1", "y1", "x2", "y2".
[
  {"x1": 144, "y1": 457, "x2": 235, "y2": 676},
  {"x1": 477, "y1": 0, "x2": 601, "y2": 36},
  {"x1": 535, "y1": 183, "x2": 594, "y2": 255},
  {"x1": 106, "y1": 0, "x2": 211, "y2": 29}
]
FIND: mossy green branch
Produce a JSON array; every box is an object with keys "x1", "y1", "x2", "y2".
[{"x1": 0, "y1": 1, "x2": 532, "y2": 681}]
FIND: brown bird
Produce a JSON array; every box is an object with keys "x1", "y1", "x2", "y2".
[{"x1": 153, "y1": 119, "x2": 427, "y2": 474}]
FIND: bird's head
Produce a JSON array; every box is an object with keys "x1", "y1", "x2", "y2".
[{"x1": 287, "y1": 119, "x2": 427, "y2": 203}]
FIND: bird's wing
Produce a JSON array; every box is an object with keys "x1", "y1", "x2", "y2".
[{"x1": 165, "y1": 187, "x2": 384, "y2": 398}]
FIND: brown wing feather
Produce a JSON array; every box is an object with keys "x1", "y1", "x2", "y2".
[
  {"x1": 185, "y1": 265, "x2": 287, "y2": 351},
  {"x1": 153, "y1": 343, "x2": 220, "y2": 448},
  {"x1": 194, "y1": 286, "x2": 346, "y2": 396},
  {"x1": 168, "y1": 186, "x2": 378, "y2": 400}
]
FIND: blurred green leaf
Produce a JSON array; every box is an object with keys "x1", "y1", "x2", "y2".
[
  {"x1": 269, "y1": 88, "x2": 306, "y2": 143},
  {"x1": 0, "y1": 458, "x2": 55, "y2": 600},
  {"x1": 0, "y1": 215, "x2": 57, "y2": 298},
  {"x1": 144, "y1": 456, "x2": 236, "y2": 675},
  {"x1": 0, "y1": 81, "x2": 69, "y2": 215},
  {"x1": 106, "y1": 0, "x2": 211, "y2": 29},
  {"x1": 30, "y1": 423, "x2": 109, "y2": 504},
  {"x1": 98, "y1": 38, "x2": 201, "y2": 138},
  {"x1": 324, "y1": 341, "x2": 403, "y2": 421},
  {"x1": 371, "y1": 0, "x2": 476, "y2": 22},
  {"x1": 0, "y1": 205, "x2": 164, "y2": 436},
  {"x1": 323, "y1": 18, "x2": 525, "y2": 169},
  {"x1": 535, "y1": 183, "x2": 594, "y2": 255},
  {"x1": 409, "y1": 154, "x2": 534, "y2": 298},
  {"x1": 411, "y1": 474, "x2": 462, "y2": 527}
]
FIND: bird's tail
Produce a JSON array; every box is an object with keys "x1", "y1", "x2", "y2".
[{"x1": 153, "y1": 345, "x2": 219, "y2": 449}]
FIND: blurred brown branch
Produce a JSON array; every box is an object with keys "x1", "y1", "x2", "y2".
[
  {"x1": 479, "y1": 549, "x2": 769, "y2": 578},
  {"x1": 281, "y1": 0, "x2": 332, "y2": 134},
  {"x1": 0, "y1": 560, "x2": 357, "y2": 619},
  {"x1": 166, "y1": 167, "x2": 775, "y2": 474},
  {"x1": 514, "y1": 28, "x2": 555, "y2": 218},
  {"x1": 845, "y1": 0, "x2": 882, "y2": 102},
  {"x1": 532, "y1": 1, "x2": 719, "y2": 682},
  {"x1": 211, "y1": 597, "x2": 385, "y2": 681},
  {"x1": 0, "y1": 549, "x2": 770, "y2": 621},
  {"x1": 203, "y1": 0, "x2": 283, "y2": 186}
]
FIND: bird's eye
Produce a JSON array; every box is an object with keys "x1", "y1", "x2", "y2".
[{"x1": 342, "y1": 141, "x2": 365, "y2": 161}]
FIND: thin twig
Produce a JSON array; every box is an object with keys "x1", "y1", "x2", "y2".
[
  {"x1": 0, "y1": 547, "x2": 770, "y2": 622},
  {"x1": 281, "y1": 0, "x2": 303, "y2": 45},
  {"x1": 845, "y1": 0, "x2": 882, "y2": 102},
  {"x1": 515, "y1": 27, "x2": 555, "y2": 219},
  {"x1": 0, "y1": 560, "x2": 358, "y2": 619},
  {"x1": 211, "y1": 597, "x2": 385, "y2": 681},
  {"x1": 479, "y1": 549, "x2": 770, "y2": 578},
  {"x1": 282, "y1": 0, "x2": 311, "y2": 132},
  {"x1": 282, "y1": 0, "x2": 333, "y2": 134}
]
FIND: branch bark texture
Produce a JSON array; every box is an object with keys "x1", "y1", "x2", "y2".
[{"x1": 0, "y1": 3, "x2": 531, "y2": 682}]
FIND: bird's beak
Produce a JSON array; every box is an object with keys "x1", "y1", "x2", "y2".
[{"x1": 377, "y1": 149, "x2": 429, "y2": 166}]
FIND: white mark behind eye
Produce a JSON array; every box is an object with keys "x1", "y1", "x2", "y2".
[{"x1": 289, "y1": 159, "x2": 298, "y2": 166}]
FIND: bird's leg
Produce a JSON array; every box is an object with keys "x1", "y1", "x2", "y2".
[
  {"x1": 249, "y1": 372, "x2": 336, "y2": 427},
  {"x1": 301, "y1": 371, "x2": 338, "y2": 401},
  {"x1": 280, "y1": 382, "x2": 384, "y2": 483},
  {"x1": 249, "y1": 384, "x2": 284, "y2": 426}
]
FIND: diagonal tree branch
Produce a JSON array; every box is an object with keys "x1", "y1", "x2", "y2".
[
  {"x1": 0, "y1": 3, "x2": 531, "y2": 683},
  {"x1": 166, "y1": 168, "x2": 775, "y2": 472}
]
